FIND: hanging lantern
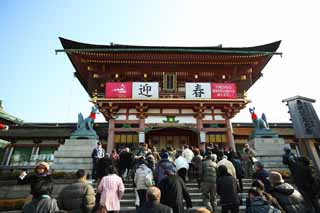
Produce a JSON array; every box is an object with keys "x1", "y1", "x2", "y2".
[{"x1": 0, "y1": 123, "x2": 9, "y2": 131}]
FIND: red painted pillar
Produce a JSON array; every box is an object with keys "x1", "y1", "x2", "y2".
[
  {"x1": 226, "y1": 118, "x2": 236, "y2": 151},
  {"x1": 197, "y1": 118, "x2": 205, "y2": 152}
]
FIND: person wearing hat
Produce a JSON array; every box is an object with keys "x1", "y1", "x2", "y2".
[
  {"x1": 155, "y1": 152, "x2": 176, "y2": 185},
  {"x1": 269, "y1": 171, "x2": 308, "y2": 213},
  {"x1": 17, "y1": 161, "x2": 53, "y2": 205}
]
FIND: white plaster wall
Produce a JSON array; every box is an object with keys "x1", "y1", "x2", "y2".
[
  {"x1": 129, "y1": 109, "x2": 138, "y2": 113},
  {"x1": 214, "y1": 109, "x2": 222, "y2": 113},
  {"x1": 118, "y1": 109, "x2": 127, "y2": 113},
  {"x1": 148, "y1": 109, "x2": 161, "y2": 113},
  {"x1": 163, "y1": 109, "x2": 179, "y2": 114},
  {"x1": 203, "y1": 115, "x2": 213, "y2": 121},
  {"x1": 116, "y1": 115, "x2": 126, "y2": 120},
  {"x1": 145, "y1": 116, "x2": 167, "y2": 124},
  {"x1": 128, "y1": 115, "x2": 138, "y2": 120},
  {"x1": 215, "y1": 115, "x2": 225, "y2": 120},
  {"x1": 204, "y1": 109, "x2": 211, "y2": 113},
  {"x1": 176, "y1": 116, "x2": 196, "y2": 124},
  {"x1": 181, "y1": 109, "x2": 194, "y2": 114}
]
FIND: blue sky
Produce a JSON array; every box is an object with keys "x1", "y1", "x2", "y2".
[{"x1": 1, "y1": 1, "x2": 320, "y2": 123}]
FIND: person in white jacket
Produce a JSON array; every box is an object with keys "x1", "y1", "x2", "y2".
[
  {"x1": 175, "y1": 154, "x2": 189, "y2": 182},
  {"x1": 217, "y1": 155, "x2": 236, "y2": 178},
  {"x1": 182, "y1": 145, "x2": 194, "y2": 163},
  {"x1": 134, "y1": 161, "x2": 154, "y2": 207}
]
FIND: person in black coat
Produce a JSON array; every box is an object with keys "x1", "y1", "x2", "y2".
[
  {"x1": 158, "y1": 170, "x2": 192, "y2": 213},
  {"x1": 137, "y1": 186, "x2": 173, "y2": 213},
  {"x1": 217, "y1": 165, "x2": 240, "y2": 213},
  {"x1": 17, "y1": 162, "x2": 53, "y2": 200},
  {"x1": 119, "y1": 147, "x2": 133, "y2": 179},
  {"x1": 252, "y1": 162, "x2": 271, "y2": 193}
]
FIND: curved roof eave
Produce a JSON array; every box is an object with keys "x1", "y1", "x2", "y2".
[{"x1": 59, "y1": 37, "x2": 281, "y2": 55}]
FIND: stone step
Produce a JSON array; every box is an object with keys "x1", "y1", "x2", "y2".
[
  {"x1": 118, "y1": 206, "x2": 246, "y2": 213},
  {"x1": 120, "y1": 198, "x2": 248, "y2": 207},
  {"x1": 54, "y1": 152, "x2": 93, "y2": 158},
  {"x1": 54, "y1": 158, "x2": 93, "y2": 164}
]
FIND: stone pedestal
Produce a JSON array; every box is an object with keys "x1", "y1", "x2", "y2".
[
  {"x1": 249, "y1": 138, "x2": 288, "y2": 171},
  {"x1": 52, "y1": 139, "x2": 97, "y2": 174}
]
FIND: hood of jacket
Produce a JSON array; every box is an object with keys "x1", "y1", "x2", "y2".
[{"x1": 273, "y1": 182, "x2": 295, "y2": 195}]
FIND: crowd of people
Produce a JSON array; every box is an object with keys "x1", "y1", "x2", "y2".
[{"x1": 17, "y1": 142, "x2": 320, "y2": 213}]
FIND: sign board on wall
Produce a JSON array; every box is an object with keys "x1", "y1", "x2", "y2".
[
  {"x1": 105, "y1": 82, "x2": 237, "y2": 99},
  {"x1": 211, "y1": 83, "x2": 237, "y2": 99},
  {"x1": 200, "y1": 131, "x2": 206, "y2": 143},
  {"x1": 139, "y1": 132, "x2": 145, "y2": 143},
  {"x1": 105, "y1": 82, "x2": 132, "y2": 98},
  {"x1": 132, "y1": 82, "x2": 159, "y2": 98},
  {"x1": 185, "y1": 83, "x2": 211, "y2": 99}
]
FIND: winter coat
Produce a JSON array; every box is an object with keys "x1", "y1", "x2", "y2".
[
  {"x1": 231, "y1": 158, "x2": 244, "y2": 178},
  {"x1": 175, "y1": 156, "x2": 189, "y2": 171},
  {"x1": 217, "y1": 166, "x2": 240, "y2": 206},
  {"x1": 23, "y1": 196, "x2": 59, "y2": 213},
  {"x1": 119, "y1": 151, "x2": 133, "y2": 169},
  {"x1": 191, "y1": 155, "x2": 203, "y2": 178},
  {"x1": 159, "y1": 175, "x2": 192, "y2": 213},
  {"x1": 269, "y1": 182, "x2": 308, "y2": 213},
  {"x1": 201, "y1": 159, "x2": 217, "y2": 183},
  {"x1": 98, "y1": 174, "x2": 125, "y2": 211},
  {"x1": 17, "y1": 174, "x2": 53, "y2": 198},
  {"x1": 135, "y1": 164, "x2": 153, "y2": 190},
  {"x1": 155, "y1": 159, "x2": 176, "y2": 184},
  {"x1": 246, "y1": 196, "x2": 280, "y2": 213},
  {"x1": 96, "y1": 157, "x2": 113, "y2": 179},
  {"x1": 137, "y1": 201, "x2": 173, "y2": 213},
  {"x1": 253, "y1": 169, "x2": 271, "y2": 192},
  {"x1": 58, "y1": 179, "x2": 95, "y2": 213},
  {"x1": 146, "y1": 154, "x2": 156, "y2": 171},
  {"x1": 217, "y1": 159, "x2": 237, "y2": 178},
  {"x1": 182, "y1": 148, "x2": 194, "y2": 163},
  {"x1": 282, "y1": 153, "x2": 297, "y2": 174}
]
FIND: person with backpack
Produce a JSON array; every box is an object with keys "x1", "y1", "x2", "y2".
[{"x1": 58, "y1": 169, "x2": 95, "y2": 212}]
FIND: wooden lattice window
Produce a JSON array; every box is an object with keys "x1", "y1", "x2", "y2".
[{"x1": 163, "y1": 72, "x2": 177, "y2": 92}]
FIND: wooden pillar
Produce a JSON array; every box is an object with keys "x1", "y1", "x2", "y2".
[
  {"x1": 107, "y1": 119, "x2": 115, "y2": 154},
  {"x1": 226, "y1": 118, "x2": 236, "y2": 151},
  {"x1": 139, "y1": 117, "x2": 145, "y2": 144},
  {"x1": 197, "y1": 118, "x2": 205, "y2": 152}
]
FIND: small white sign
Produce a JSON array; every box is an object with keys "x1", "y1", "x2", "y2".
[
  {"x1": 133, "y1": 82, "x2": 159, "y2": 99},
  {"x1": 139, "y1": 132, "x2": 145, "y2": 143},
  {"x1": 200, "y1": 131, "x2": 206, "y2": 143},
  {"x1": 186, "y1": 83, "x2": 211, "y2": 99}
]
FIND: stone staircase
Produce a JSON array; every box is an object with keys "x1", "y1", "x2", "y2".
[
  {"x1": 116, "y1": 178, "x2": 253, "y2": 213},
  {"x1": 0, "y1": 178, "x2": 258, "y2": 213}
]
